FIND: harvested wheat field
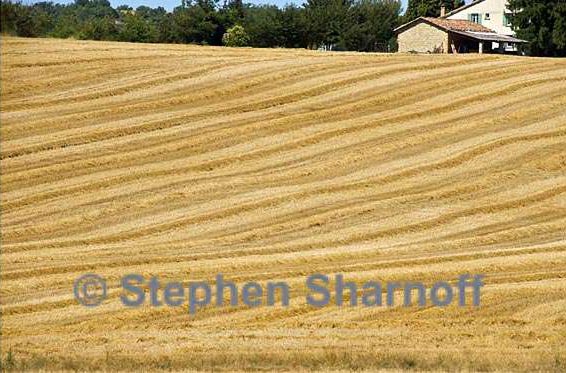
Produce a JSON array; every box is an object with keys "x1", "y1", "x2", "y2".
[{"x1": 1, "y1": 36, "x2": 566, "y2": 371}]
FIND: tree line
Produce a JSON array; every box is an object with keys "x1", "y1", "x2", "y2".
[
  {"x1": 0, "y1": 0, "x2": 401, "y2": 52},
  {"x1": 0, "y1": 0, "x2": 564, "y2": 56}
]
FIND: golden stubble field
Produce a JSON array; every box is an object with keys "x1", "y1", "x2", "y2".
[{"x1": 1, "y1": 36, "x2": 566, "y2": 371}]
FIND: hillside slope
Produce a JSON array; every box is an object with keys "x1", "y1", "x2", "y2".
[{"x1": 1, "y1": 37, "x2": 566, "y2": 371}]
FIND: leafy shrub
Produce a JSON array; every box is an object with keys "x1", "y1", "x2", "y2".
[{"x1": 222, "y1": 24, "x2": 249, "y2": 47}]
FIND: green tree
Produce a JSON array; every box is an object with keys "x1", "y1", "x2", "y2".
[
  {"x1": 405, "y1": 0, "x2": 464, "y2": 20},
  {"x1": 1, "y1": 0, "x2": 20, "y2": 34},
  {"x1": 243, "y1": 5, "x2": 284, "y2": 47},
  {"x1": 78, "y1": 16, "x2": 117, "y2": 40},
  {"x1": 74, "y1": 0, "x2": 117, "y2": 21},
  {"x1": 0, "y1": 0, "x2": 408, "y2": 53},
  {"x1": 508, "y1": 0, "x2": 566, "y2": 56},
  {"x1": 0, "y1": 1, "x2": 54, "y2": 37},
  {"x1": 155, "y1": 12, "x2": 176, "y2": 43},
  {"x1": 222, "y1": 24, "x2": 249, "y2": 46},
  {"x1": 173, "y1": 2, "x2": 217, "y2": 44},
  {"x1": 208, "y1": 7, "x2": 233, "y2": 45},
  {"x1": 280, "y1": 4, "x2": 308, "y2": 48},
  {"x1": 74, "y1": 0, "x2": 119, "y2": 40},
  {"x1": 13, "y1": 6, "x2": 40, "y2": 36},
  {"x1": 50, "y1": 6, "x2": 81, "y2": 38},
  {"x1": 120, "y1": 13, "x2": 155, "y2": 42},
  {"x1": 227, "y1": 0, "x2": 245, "y2": 20},
  {"x1": 305, "y1": 0, "x2": 353, "y2": 49},
  {"x1": 345, "y1": 0, "x2": 401, "y2": 52}
]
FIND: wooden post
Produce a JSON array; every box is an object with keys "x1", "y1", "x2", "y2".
[{"x1": 479, "y1": 41, "x2": 484, "y2": 54}]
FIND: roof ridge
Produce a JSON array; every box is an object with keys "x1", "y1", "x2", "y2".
[{"x1": 425, "y1": 17, "x2": 496, "y2": 33}]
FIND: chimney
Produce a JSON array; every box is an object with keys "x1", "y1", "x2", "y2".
[{"x1": 440, "y1": 6, "x2": 446, "y2": 17}]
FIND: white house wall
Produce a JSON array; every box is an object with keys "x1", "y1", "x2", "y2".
[{"x1": 447, "y1": 0, "x2": 513, "y2": 36}]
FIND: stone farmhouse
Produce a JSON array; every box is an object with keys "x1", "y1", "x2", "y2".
[{"x1": 395, "y1": 0, "x2": 526, "y2": 54}]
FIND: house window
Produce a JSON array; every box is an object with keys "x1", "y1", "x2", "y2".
[
  {"x1": 470, "y1": 13, "x2": 481, "y2": 24},
  {"x1": 485, "y1": 13, "x2": 490, "y2": 20}
]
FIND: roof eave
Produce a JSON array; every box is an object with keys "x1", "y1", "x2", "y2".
[
  {"x1": 394, "y1": 17, "x2": 448, "y2": 34},
  {"x1": 451, "y1": 30, "x2": 528, "y2": 43}
]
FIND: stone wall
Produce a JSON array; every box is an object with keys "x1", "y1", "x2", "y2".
[{"x1": 398, "y1": 22, "x2": 449, "y2": 53}]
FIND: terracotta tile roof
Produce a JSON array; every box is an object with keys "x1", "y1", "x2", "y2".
[{"x1": 423, "y1": 17, "x2": 495, "y2": 33}]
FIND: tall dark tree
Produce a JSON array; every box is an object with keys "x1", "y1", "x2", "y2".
[
  {"x1": 508, "y1": 0, "x2": 566, "y2": 57},
  {"x1": 0, "y1": 0, "x2": 19, "y2": 34},
  {"x1": 173, "y1": 3, "x2": 217, "y2": 44},
  {"x1": 345, "y1": 0, "x2": 401, "y2": 51},
  {"x1": 304, "y1": 0, "x2": 353, "y2": 49},
  {"x1": 243, "y1": 5, "x2": 284, "y2": 48},
  {"x1": 227, "y1": 0, "x2": 244, "y2": 20},
  {"x1": 405, "y1": 0, "x2": 464, "y2": 20},
  {"x1": 280, "y1": 4, "x2": 308, "y2": 48}
]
